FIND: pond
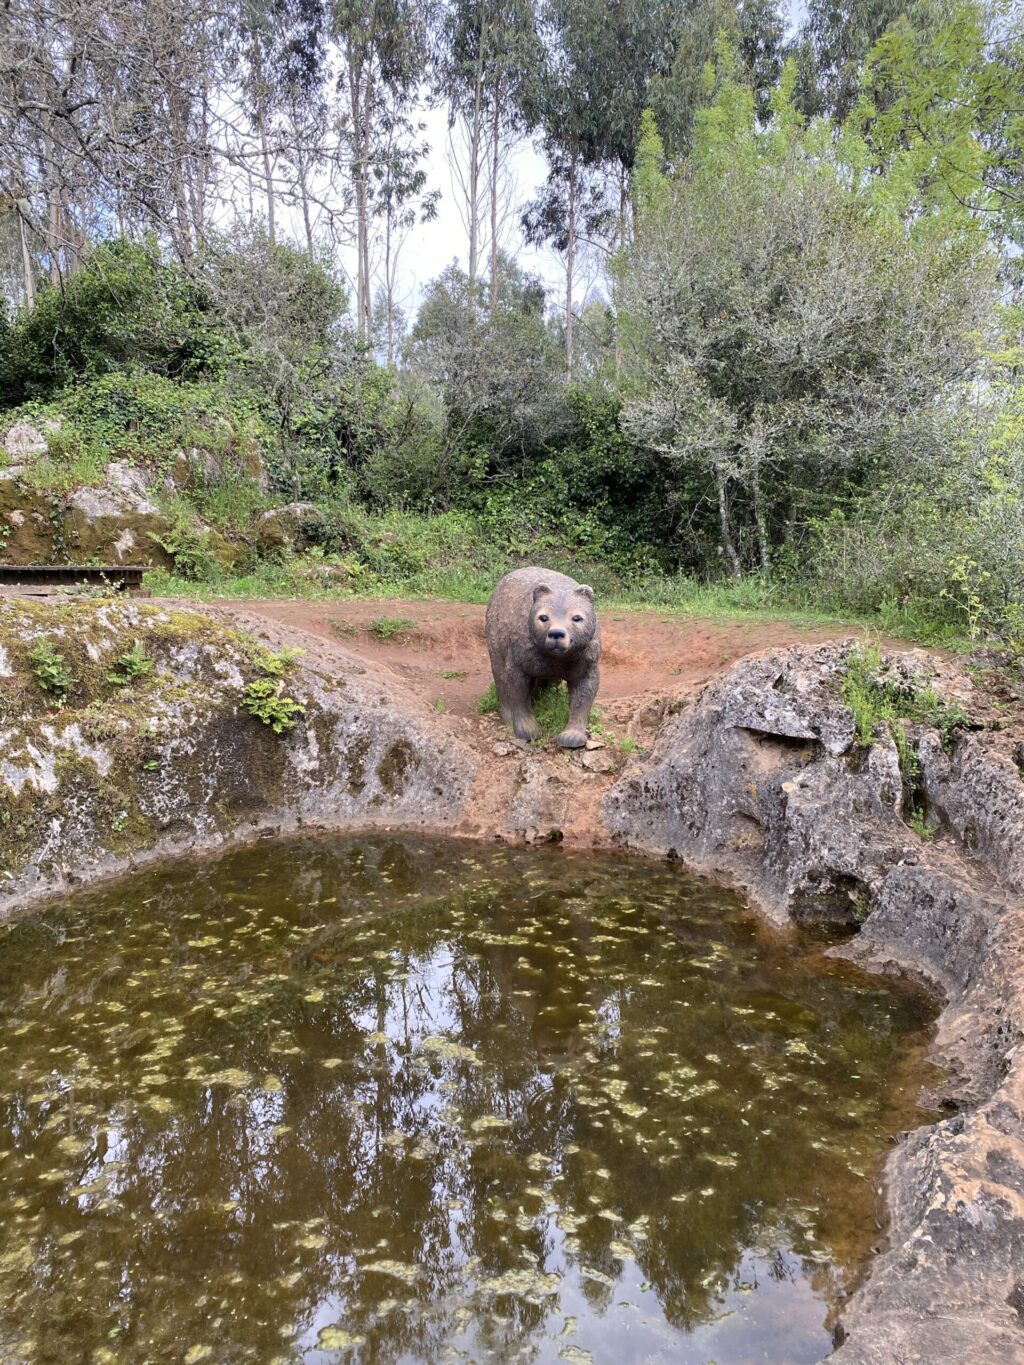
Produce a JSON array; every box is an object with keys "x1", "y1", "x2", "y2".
[{"x1": 0, "y1": 836, "x2": 938, "y2": 1364}]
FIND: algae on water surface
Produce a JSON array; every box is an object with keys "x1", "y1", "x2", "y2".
[{"x1": 0, "y1": 836, "x2": 937, "y2": 1364}]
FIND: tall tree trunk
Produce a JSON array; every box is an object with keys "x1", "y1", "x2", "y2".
[
  {"x1": 489, "y1": 90, "x2": 500, "y2": 317},
  {"x1": 566, "y1": 159, "x2": 577, "y2": 377},
  {"x1": 750, "y1": 463, "x2": 770, "y2": 573},
  {"x1": 17, "y1": 205, "x2": 35, "y2": 308},
  {"x1": 259, "y1": 115, "x2": 275, "y2": 243},
  {"x1": 467, "y1": 70, "x2": 484, "y2": 289},
  {"x1": 251, "y1": 40, "x2": 275, "y2": 243},
  {"x1": 715, "y1": 464, "x2": 742, "y2": 578},
  {"x1": 614, "y1": 166, "x2": 628, "y2": 377},
  {"x1": 348, "y1": 53, "x2": 373, "y2": 341},
  {"x1": 295, "y1": 133, "x2": 315, "y2": 255},
  {"x1": 385, "y1": 204, "x2": 395, "y2": 366},
  {"x1": 47, "y1": 184, "x2": 62, "y2": 284}
]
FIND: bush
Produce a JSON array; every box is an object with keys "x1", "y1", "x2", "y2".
[{"x1": 0, "y1": 239, "x2": 221, "y2": 405}]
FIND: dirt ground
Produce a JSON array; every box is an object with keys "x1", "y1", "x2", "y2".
[{"x1": 226, "y1": 596, "x2": 863, "y2": 723}]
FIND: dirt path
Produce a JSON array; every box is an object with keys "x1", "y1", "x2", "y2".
[{"x1": 223, "y1": 596, "x2": 863, "y2": 722}]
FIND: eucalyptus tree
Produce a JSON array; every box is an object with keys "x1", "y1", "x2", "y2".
[
  {"x1": 434, "y1": 0, "x2": 541, "y2": 305},
  {"x1": 0, "y1": 0, "x2": 216, "y2": 278},
  {"x1": 645, "y1": 0, "x2": 784, "y2": 155},
  {"x1": 330, "y1": 0, "x2": 428, "y2": 341},
  {"x1": 791, "y1": 0, "x2": 912, "y2": 120},
  {"x1": 520, "y1": 0, "x2": 677, "y2": 374},
  {"x1": 371, "y1": 127, "x2": 440, "y2": 365}
]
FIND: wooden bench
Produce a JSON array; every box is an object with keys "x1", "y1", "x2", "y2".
[{"x1": 0, "y1": 565, "x2": 149, "y2": 597}]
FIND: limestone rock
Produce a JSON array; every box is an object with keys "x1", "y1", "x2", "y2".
[
  {"x1": 64, "y1": 461, "x2": 173, "y2": 566},
  {"x1": 605, "y1": 641, "x2": 1024, "y2": 1364},
  {"x1": 0, "y1": 599, "x2": 478, "y2": 917},
  {"x1": 256, "y1": 502, "x2": 324, "y2": 558},
  {"x1": 604, "y1": 643, "x2": 896, "y2": 924},
  {"x1": 2, "y1": 422, "x2": 49, "y2": 460}
]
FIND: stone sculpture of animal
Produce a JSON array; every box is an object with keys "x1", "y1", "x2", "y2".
[{"x1": 484, "y1": 567, "x2": 600, "y2": 748}]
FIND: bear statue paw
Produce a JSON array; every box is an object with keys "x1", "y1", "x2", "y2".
[
  {"x1": 513, "y1": 719, "x2": 542, "y2": 743},
  {"x1": 555, "y1": 728, "x2": 587, "y2": 749}
]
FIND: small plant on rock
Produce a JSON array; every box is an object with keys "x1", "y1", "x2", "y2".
[
  {"x1": 241, "y1": 678, "x2": 306, "y2": 734},
  {"x1": 253, "y1": 645, "x2": 304, "y2": 677},
  {"x1": 107, "y1": 640, "x2": 154, "y2": 686},
  {"x1": 28, "y1": 642, "x2": 74, "y2": 702},
  {"x1": 842, "y1": 640, "x2": 968, "y2": 829}
]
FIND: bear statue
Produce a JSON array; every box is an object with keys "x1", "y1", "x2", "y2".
[{"x1": 484, "y1": 567, "x2": 601, "y2": 749}]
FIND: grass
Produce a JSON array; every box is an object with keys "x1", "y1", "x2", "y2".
[
  {"x1": 477, "y1": 682, "x2": 500, "y2": 715},
  {"x1": 136, "y1": 491, "x2": 1007, "y2": 661},
  {"x1": 477, "y1": 680, "x2": 616, "y2": 745},
  {"x1": 145, "y1": 556, "x2": 983, "y2": 649},
  {"x1": 369, "y1": 616, "x2": 417, "y2": 640},
  {"x1": 841, "y1": 641, "x2": 969, "y2": 751},
  {"x1": 840, "y1": 640, "x2": 970, "y2": 826}
]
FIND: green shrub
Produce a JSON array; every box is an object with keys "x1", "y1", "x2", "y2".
[
  {"x1": 27, "y1": 643, "x2": 75, "y2": 701},
  {"x1": 149, "y1": 499, "x2": 220, "y2": 581},
  {"x1": 0, "y1": 238, "x2": 221, "y2": 404}
]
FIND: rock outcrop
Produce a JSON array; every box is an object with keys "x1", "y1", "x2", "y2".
[
  {"x1": 256, "y1": 501, "x2": 325, "y2": 558},
  {"x1": 0, "y1": 459, "x2": 245, "y2": 570},
  {"x1": 0, "y1": 599, "x2": 478, "y2": 915},
  {"x1": 606, "y1": 643, "x2": 1024, "y2": 1364}
]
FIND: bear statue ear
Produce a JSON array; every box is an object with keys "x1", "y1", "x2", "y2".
[
  {"x1": 532, "y1": 583, "x2": 552, "y2": 602},
  {"x1": 577, "y1": 584, "x2": 595, "y2": 601}
]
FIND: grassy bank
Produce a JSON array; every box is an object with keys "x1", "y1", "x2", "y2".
[{"x1": 144, "y1": 554, "x2": 980, "y2": 651}]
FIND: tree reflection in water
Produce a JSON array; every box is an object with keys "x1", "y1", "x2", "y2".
[{"x1": 0, "y1": 836, "x2": 937, "y2": 1364}]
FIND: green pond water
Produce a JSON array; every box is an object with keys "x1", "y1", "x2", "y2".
[{"x1": 0, "y1": 837, "x2": 938, "y2": 1365}]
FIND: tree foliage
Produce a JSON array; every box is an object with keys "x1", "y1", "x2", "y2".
[{"x1": 620, "y1": 66, "x2": 995, "y2": 575}]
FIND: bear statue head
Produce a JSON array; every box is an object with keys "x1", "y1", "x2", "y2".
[{"x1": 529, "y1": 581, "x2": 596, "y2": 657}]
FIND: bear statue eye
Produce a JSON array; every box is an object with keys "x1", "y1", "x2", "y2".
[{"x1": 538, "y1": 614, "x2": 549, "y2": 623}]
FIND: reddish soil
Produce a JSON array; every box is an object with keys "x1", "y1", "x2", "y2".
[{"x1": 225, "y1": 596, "x2": 863, "y2": 722}]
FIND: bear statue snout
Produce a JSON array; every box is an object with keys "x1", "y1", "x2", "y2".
[{"x1": 547, "y1": 628, "x2": 567, "y2": 641}]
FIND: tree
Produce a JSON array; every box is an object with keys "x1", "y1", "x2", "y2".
[
  {"x1": 407, "y1": 256, "x2": 564, "y2": 468},
  {"x1": 649, "y1": 0, "x2": 785, "y2": 156},
  {"x1": 371, "y1": 129, "x2": 440, "y2": 366},
  {"x1": 792, "y1": 0, "x2": 912, "y2": 121},
  {"x1": 856, "y1": 0, "x2": 1024, "y2": 288},
  {"x1": 0, "y1": 0, "x2": 221, "y2": 273},
  {"x1": 619, "y1": 69, "x2": 995, "y2": 575},
  {"x1": 434, "y1": 0, "x2": 541, "y2": 304},
  {"x1": 331, "y1": 0, "x2": 427, "y2": 341},
  {"x1": 201, "y1": 224, "x2": 348, "y2": 433}
]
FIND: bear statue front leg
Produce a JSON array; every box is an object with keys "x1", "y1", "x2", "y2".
[
  {"x1": 556, "y1": 665, "x2": 599, "y2": 749},
  {"x1": 498, "y1": 667, "x2": 541, "y2": 743}
]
